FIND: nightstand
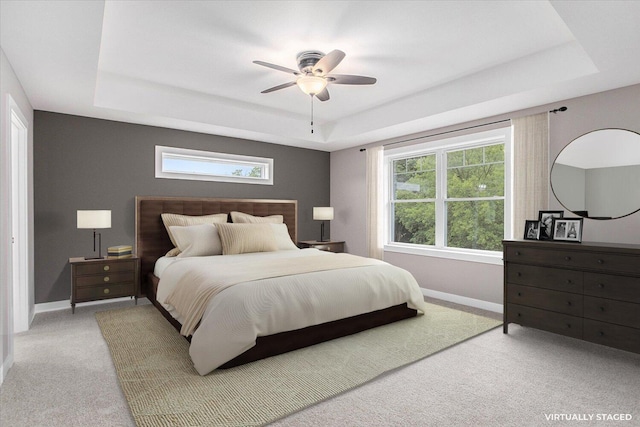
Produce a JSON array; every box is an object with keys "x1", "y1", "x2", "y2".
[
  {"x1": 298, "y1": 240, "x2": 345, "y2": 253},
  {"x1": 69, "y1": 256, "x2": 140, "y2": 313}
]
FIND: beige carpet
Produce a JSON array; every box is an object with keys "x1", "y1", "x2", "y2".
[{"x1": 96, "y1": 303, "x2": 501, "y2": 427}]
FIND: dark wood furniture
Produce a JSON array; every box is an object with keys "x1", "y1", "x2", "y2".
[
  {"x1": 298, "y1": 240, "x2": 345, "y2": 253},
  {"x1": 135, "y1": 196, "x2": 417, "y2": 368},
  {"x1": 69, "y1": 256, "x2": 139, "y2": 313},
  {"x1": 503, "y1": 239, "x2": 640, "y2": 354}
]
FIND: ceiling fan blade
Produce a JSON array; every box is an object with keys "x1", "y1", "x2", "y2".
[
  {"x1": 327, "y1": 74, "x2": 377, "y2": 85},
  {"x1": 261, "y1": 81, "x2": 297, "y2": 94},
  {"x1": 316, "y1": 88, "x2": 330, "y2": 102},
  {"x1": 312, "y1": 50, "x2": 345, "y2": 75},
  {"x1": 253, "y1": 60, "x2": 300, "y2": 75}
]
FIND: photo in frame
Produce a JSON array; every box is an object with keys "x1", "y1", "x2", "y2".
[
  {"x1": 524, "y1": 220, "x2": 541, "y2": 240},
  {"x1": 552, "y1": 217, "x2": 584, "y2": 242},
  {"x1": 538, "y1": 210, "x2": 564, "y2": 240}
]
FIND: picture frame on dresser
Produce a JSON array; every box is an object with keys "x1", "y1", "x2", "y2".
[
  {"x1": 523, "y1": 220, "x2": 540, "y2": 240},
  {"x1": 538, "y1": 210, "x2": 564, "y2": 240},
  {"x1": 552, "y1": 217, "x2": 583, "y2": 243}
]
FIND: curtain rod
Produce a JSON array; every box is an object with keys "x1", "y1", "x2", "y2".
[{"x1": 359, "y1": 106, "x2": 567, "y2": 151}]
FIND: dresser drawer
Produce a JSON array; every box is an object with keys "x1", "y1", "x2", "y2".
[
  {"x1": 506, "y1": 264, "x2": 582, "y2": 293},
  {"x1": 583, "y1": 296, "x2": 640, "y2": 329},
  {"x1": 505, "y1": 246, "x2": 581, "y2": 269},
  {"x1": 75, "y1": 271, "x2": 135, "y2": 287},
  {"x1": 507, "y1": 303, "x2": 582, "y2": 339},
  {"x1": 75, "y1": 260, "x2": 136, "y2": 275},
  {"x1": 507, "y1": 284, "x2": 583, "y2": 316},
  {"x1": 583, "y1": 319, "x2": 640, "y2": 354},
  {"x1": 584, "y1": 273, "x2": 640, "y2": 303},
  {"x1": 75, "y1": 282, "x2": 135, "y2": 301}
]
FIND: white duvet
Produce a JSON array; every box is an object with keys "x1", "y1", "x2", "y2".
[{"x1": 156, "y1": 248, "x2": 427, "y2": 375}]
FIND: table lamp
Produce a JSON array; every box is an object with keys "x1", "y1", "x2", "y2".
[
  {"x1": 313, "y1": 207, "x2": 334, "y2": 242},
  {"x1": 77, "y1": 210, "x2": 111, "y2": 259}
]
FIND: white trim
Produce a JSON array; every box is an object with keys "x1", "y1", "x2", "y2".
[
  {"x1": 34, "y1": 297, "x2": 146, "y2": 314},
  {"x1": 0, "y1": 352, "x2": 14, "y2": 385},
  {"x1": 385, "y1": 243, "x2": 503, "y2": 265},
  {"x1": 421, "y1": 288, "x2": 503, "y2": 314}
]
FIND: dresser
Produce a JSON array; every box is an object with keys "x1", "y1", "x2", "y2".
[
  {"x1": 503, "y1": 240, "x2": 640, "y2": 354},
  {"x1": 69, "y1": 256, "x2": 140, "y2": 313}
]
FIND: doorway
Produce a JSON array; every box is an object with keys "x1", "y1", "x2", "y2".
[{"x1": 9, "y1": 99, "x2": 29, "y2": 333}]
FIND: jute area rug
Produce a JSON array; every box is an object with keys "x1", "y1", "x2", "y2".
[{"x1": 96, "y1": 303, "x2": 501, "y2": 427}]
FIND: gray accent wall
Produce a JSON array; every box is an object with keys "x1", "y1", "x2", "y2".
[{"x1": 34, "y1": 111, "x2": 330, "y2": 304}]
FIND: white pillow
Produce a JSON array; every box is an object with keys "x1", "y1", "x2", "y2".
[
  {"x1": 270, "y1": 223, "x2": 299, "y2": 250},
  {"x1": 161, "y1": 213, "x2": 228, "y2": 256},
  {"x1": 230, "y1": 211, "x2": 283, "y2": 224},
  {"x1": 169, "y1": 224, "x2": 223, "y2": 257},
  {"x1": 216, "y1": 223, "x2": 278, "y2": 255}
]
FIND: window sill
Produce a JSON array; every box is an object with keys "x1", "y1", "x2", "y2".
[{"x1": 384, "y1": 243, "x2": 503, "y2": 265}]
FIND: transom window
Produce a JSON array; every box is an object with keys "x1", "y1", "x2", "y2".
[
  {"x1": 385, "y1": 127, "x2": 511, "y2": 263},
  {"x1": 155, "y1": 146, "x2": 273, "y2": 185}
]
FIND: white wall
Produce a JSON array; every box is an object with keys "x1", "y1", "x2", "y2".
[
  {"x1": 331, "y1": 84, "x2": 640, "y2": 309},
  {"x1": 1, "y1": 47, "x2": 34, "y2": 384}
]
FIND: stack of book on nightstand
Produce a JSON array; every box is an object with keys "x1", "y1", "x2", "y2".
[{"x1": 107, "y1": 245, "x2": 133, "y2": 258}]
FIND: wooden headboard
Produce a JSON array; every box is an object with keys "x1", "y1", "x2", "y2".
[{"x1": 135, "y1": 196, "x2": 298, "y2": 295}]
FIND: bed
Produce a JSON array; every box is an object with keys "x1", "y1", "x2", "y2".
[{"x1": 135, "y1": 196, "x2": 426, "y2": 374}]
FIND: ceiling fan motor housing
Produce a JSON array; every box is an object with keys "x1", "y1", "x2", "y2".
[{"x1": 297, "y1": 50, "x2": 324, "y2": 74}]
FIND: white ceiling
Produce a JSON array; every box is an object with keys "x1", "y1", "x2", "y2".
[{"x1": 1, "y1": 0, "x2": 640, "y2": 152}]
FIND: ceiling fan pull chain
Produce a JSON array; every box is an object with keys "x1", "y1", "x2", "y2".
[{"x1": 310, "y1": 94, "x2": 314, "y2": 134}]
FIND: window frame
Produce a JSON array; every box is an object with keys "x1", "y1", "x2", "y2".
[
  {"x1": 383, "y1": 127, "x2": 512, "y2": 265},
  {"x1": 155, "y1": 145, "x2": 274, "y2": 185}
]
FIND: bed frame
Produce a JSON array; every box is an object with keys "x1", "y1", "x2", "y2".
[{"x1": 135, "y1": 196, "x2": 417, "y2": 369}]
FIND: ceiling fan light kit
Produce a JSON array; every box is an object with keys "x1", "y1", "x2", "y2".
[{"x1": 254, "y1": 49, "x2": 377, "y2": 133}]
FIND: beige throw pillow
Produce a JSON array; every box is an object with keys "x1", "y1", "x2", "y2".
[
  {"x1": 161, "y1": 213, "x2": 228, "y2": 256},
  {"x1": 230, "y1": 211, "x2": 283, "y2": 224},
  {"x1": 270, "y1": 223, "x2": 299, "y2": 250},
  {"x1": 217, "y1": 223, "x2": 278, "y2": 255},
  {"x1": 170, "y1": 224, "x2": 223, "y2": 257}
]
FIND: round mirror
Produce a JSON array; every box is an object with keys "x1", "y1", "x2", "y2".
[{"x1": 551, "y1": 128, "x2": 640, "y2": 220}]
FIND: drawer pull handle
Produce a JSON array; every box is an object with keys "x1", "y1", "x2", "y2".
[
  {"x1": 600, "y1": 306, "x2": 605, "y2": 312},
  {"x1": 104, "y1": 276, "x2": 110, "y2": 282},
  {"x1": 517, "y1": 313, "x2": 522, "y2": 317},
  {"x1": 566, "y1": 324, "x2": 571, "y2": 329},
  {"x1": 517, "y1": 292, "x2": 522, "y2": 297},
  {"x1": 565, "y1": 256, "x2": 571, "y2": 261},
  {"x1": 567, "y1": 301, "x2": 572, "y2": 306},
  {"x1": 566, "y1": 279, "x2": 572, "y2": 284},
  {"x1": 103, "y1": 288, "x2": 110, "y2": 294},
  {"x1": 516, "y1": 272, "x2": 522, "y2": 277},
  {"x1": 515, "y1": 251, "x2": 521, "y2": 256},
  {"x1": 599, "y1": 283, "x2": 605, "y2": 289},
  {"x1": 597, "y1": 259, "x2": 604, "y2": 264},
  {"x1": 599, "y1": 331, "x2": 605, "y2": 336},
  {"x1": 103, "y1": 265, "x2": 110, "y2": 271}
]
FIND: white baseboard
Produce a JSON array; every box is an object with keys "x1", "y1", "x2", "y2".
[
  {"x1": 1, "y1": 353, "x2": 14, "y2": 386},
  {"x1": 34, "y1": 297, "x2": 138, "y2": 314},
  {"x1": 421, "y1": 288, "x2": 503, "y2": 314}
]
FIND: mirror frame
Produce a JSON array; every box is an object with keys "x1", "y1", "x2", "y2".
[{"x1": 551, "y1": 128, "x2": 640, "y2": 221}]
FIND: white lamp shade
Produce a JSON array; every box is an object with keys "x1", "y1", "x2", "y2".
[
  {"x1": 313, "y1": 207, "x2": 334, "y2": 221},
  {"x1": 77, "y1": 210, "x2": 111, "y2": 229},
  {"x1": 297, "y1": 76, "x2": 328, "y2": 95}
]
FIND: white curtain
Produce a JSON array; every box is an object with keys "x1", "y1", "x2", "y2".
[
  {"x1": 512, "y1": 112, "x2": 550, "y2": 237},
  {"x1": 366, "y1": 146, "x2": 384, "y2": 259}
]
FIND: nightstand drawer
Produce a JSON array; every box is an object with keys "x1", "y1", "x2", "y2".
[
  {"x1": 75, "y1": 260, "x2": 136, "y2": 275},
  {"x1": 75, "y1": 271, "x2": 135, "y2": 287},
  {"x1": 76, "y1": 283, "x2": 135, "y2": 301},
  {"x1": 298, "y1": 240, "x2": 345, "y2": 253}
]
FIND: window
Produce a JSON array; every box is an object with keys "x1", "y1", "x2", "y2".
[
  {"x1": 155, "y1": 146, "x2": 273, "y2": 185},
  {"x1": 385, "y1": 127, "x2": 511, "y2": 264}
]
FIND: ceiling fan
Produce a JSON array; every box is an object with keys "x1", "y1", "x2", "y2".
[{"x1": 253, "y1": 49, "x2": 377, "y2": 102}]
